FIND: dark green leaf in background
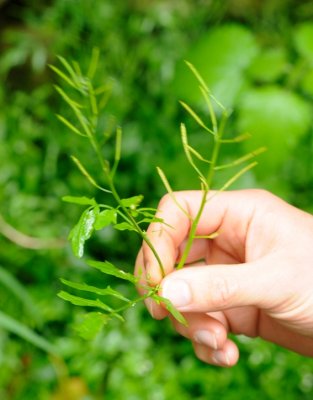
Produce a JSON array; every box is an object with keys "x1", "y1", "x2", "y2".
[
  {"x1": 294, "y1": 22, "x2": 313, "y2": 62},
  {"x1": 0, "y1": 311, "x2": 58, "y2": 355},
  {"x1": 248, "y1": 48, "x2": 288, "y2": 83},
  {"x1": 237, "y1": 86, "x2": 311, "y2": 174},
  {"x1": 173, "y1": 24, "x2": 258, "y2": 108}
]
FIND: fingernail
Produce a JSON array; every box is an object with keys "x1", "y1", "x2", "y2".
[
  {"x1": 212, "y1": 350, "x2": 230, "y2": 366},
  {"x1": 162, "y1": 279, "x2": 191, "y2": 308},
  {"x1": 194, "y1": 330, "x2": 218, "y2": 350}
]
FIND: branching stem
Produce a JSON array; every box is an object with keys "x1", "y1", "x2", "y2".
[{"x1": 176, "y1": 111, "x2": 227, "y2": 270}]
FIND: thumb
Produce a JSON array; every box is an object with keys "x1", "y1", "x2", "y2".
[{"x1": 160, "y1": 261, "x2": 272, "y2": 313}]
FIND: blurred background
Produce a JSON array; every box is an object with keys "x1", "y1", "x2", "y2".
[{"x1": 1, "y1": 0, "x2": 313, "y2": 399}]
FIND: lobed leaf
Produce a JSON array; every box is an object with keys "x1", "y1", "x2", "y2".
[
  {"x1": 94, "y1": 209, "x2": 117, "y2": 230},
  {"x1": 60, "y1": 278, "x2": 130, "y2": 302},
  {"x1": 58, "y1": 291, "x2": 114, "y2": 312},
  {"x1": 75, "y1": 312, "x2": 110, "y2": 340},
  {"x1": 87, "y1": 260, "x2": 138, "y2": 284},
  {"x1": 120, "y1": 195, "x2": 144, "y2": 209}
]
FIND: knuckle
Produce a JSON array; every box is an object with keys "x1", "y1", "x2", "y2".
[
  {"x1": 249, "y1": 188, "x2": 273, "y2": 202},
  {"x1": 210, "y1": 275, "x2": 238, "y2": 309},
  {"x1": 158, "y1": 192, "x2": 176, "y2": 210}
]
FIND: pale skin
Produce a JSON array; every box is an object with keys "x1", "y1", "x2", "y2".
[{"x1": 135, "y1": 189, "x2": 313, "y2": 367}]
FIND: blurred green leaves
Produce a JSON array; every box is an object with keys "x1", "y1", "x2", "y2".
[
  {"x1": 1, "y1": 1, "x2": 313, "y2": 399},
  {"x1": 237, "y1": 86, "x2": 311, "y2": 173},
  {"x1": 173, "y1": 24, "x2": 258, "y2": 108},
  {"x1": 172, "y1": 20, "x2": 313, "y2": 197},
  {"x1": 294, "y1": 22, "x2": 313, "y2": 62}
]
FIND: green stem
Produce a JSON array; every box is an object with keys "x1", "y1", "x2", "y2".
[
  {"x1": 109, "y1": 181, "x2": 166, "y2": 277},
  {"x1": 88, "y1": 132, "x2": 166, "y2": 278},
  {"x1": 114, "y1": 287, "x2": 157, "y2": 314},
  {"x1": 176, "y1": 111, "x2": 227, "y2": 270},
  {"x1": 176, "y1": 190, "x2": 207, "y2": 269}
]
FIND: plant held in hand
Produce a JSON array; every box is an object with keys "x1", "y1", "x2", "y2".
[{"x1": 53, "y1": 50, "x2": 265, "y2": 339}]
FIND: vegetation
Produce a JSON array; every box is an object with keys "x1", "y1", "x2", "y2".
[{"x1": 1, "y1": 0, "x2": 313, "y2": 399}]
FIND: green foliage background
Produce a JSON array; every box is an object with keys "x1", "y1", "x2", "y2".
[{"x1": 1, "y1": 0, "x2": 313, "y2": 398}]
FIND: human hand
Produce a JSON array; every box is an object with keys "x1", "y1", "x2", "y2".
[{"x1": 135, "y1": 190, "x2": 313, "y2": 367}]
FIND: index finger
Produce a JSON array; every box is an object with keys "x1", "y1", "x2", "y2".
[{"x1": 141, "y1": 189, "x2": 254, "y2": 285}]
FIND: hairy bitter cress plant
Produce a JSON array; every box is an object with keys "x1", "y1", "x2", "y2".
[{"x1": 53, "y1": 49, "x2": 265, "y2": 339}]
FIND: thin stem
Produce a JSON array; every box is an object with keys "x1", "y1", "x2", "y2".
[
  {"x1": 87, "y1": 128, "x2": 166, "y2": 278},
  {"x1": 108, "y1": 180, "x2": 166, "y2": 277},
  {"x1": 114, "y1": 288, "x2": 157, "y2": 314},
  {"x1": 176, "y1": 111, "x2": 228, "y2": 270},
  {"x1": 176, "y1": 190, "x2": 207, "y2": 269}
]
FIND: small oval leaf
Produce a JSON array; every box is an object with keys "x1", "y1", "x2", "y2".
[
  {"x1": 94, "y1": 209, "x2": 117, "y2": 230},
  {"x1": 62, "y1": 196, "x2": 97, "y2": 206},
  {"x1": 69, "y1": 208, "x2": 98, "y2": 258}
]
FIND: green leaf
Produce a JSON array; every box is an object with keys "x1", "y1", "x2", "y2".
[
  {"x1": 120, "y1": 195, "x2": 144, "y2": 209},
  {"x1": 173, "y1": 24, "x2": 258, "y2": 108},
  {"x1": 294, "y1": 22, "x2": 313, "y2": 62},
  {"x1": 214, "y1": 147, "x2": 267, "y2": 171},
  {"x1": 179, "y1": 101, "x2": 213, "y2": 134},
  {"x1": 301, "y1": 68, "x2": 313, "y2": 96},
  {"x1": 49, "y1": 64, "x2": 77, "y2": 88},
  {"x1": 113, "y1": 222, "x2": 137, "y2": 232},
  {"x1": 60, "y1": 279, "x2": 130, "y2": 302},
  {"x1": 87, "y1": 47, "x2": 100, "y2": 79},
  {"x1": 94, "y1": 209, "x2": 117, "y2": 230},
  {"x1": 56, "y1": 114, "x2": 86, "y2": 137},
  {"x1": 237, "y1": 86, "x2": 311, "y2": 174},
  {"x1": 156, "y1": 166, "x2": 190, "y2": 218},
  {"x1": 180, "y1": 123, "x2": 207, "y2": 185},
  {"x1": 152, "y1": 294, "x2": 188, "y2": 326},
  {"x1": 0, "y1": 265, "x2": 42, "y2": 326},
  {"x1": 248, "y1": 47, "x2": 288, "y2": 83},
  {"x1": 58, "y1": 291, "x2": 114, "y2": 312},
  {"x1": 111, "y1": 126, "x2": 122, "y2": 178},
  {"x1": 62, "y1": 196, "x2": 97, "y2": 206},
  {"x1": 0, "y1": 310, "x2": 58, "y2": 355},
  {"x1": 54, "y1": 85, "x2": 82, "y2": 109},
  {"x1": 75, "y1": 312, "x2": 109, "y2": 340},
  {"x1": 57, "y1": 55, "x2": 78, "y2": 85},
  {"x1": 70, "y1": 156, "x2": 111, "y2": 193},
  {"x1": 87, "y1": 260, "x2": 138, "y2": 283},
  {"x1": 69, "y1": 208, "x2": 98, "y2": 258}
]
